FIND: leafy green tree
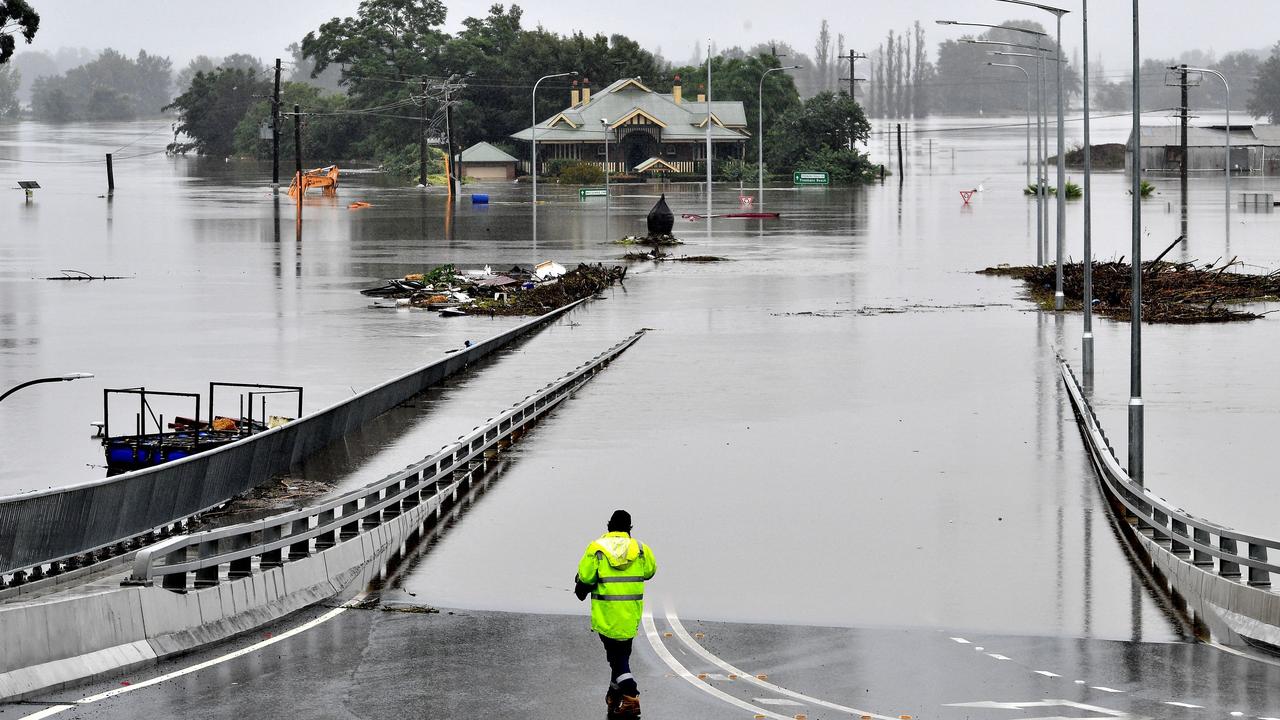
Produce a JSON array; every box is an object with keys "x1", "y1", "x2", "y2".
[
  {"x1": 0, "y1": 0, "x2": 39, "y2": 64},
  {"x1": 175, "y1": 55, "x2": 219, "y2": 94},
  {"x1": 232, "y1": 81, "x2": 360, "y2": 162},
  {"x1": 1249, "y1": 44, "x2": 1280, "y2": 122},
  {"x1": 29, "y1": 75, "x2": 71, "y2": 120},
  {"x1": 0, "y1": 63, "x2": 18, "y2": 117},
  {"x1": 302, "y1": 0, "x2": 448, "y2": 158},
  {"x1": 766, "y1": 91, "x2": 873, "y2": 183},
  {"x1": 164, "y1": 67, "x2": 269, "y2": 155},
  {"x1": 668, "y1": 53, "x2": 801, "y2": 162}
]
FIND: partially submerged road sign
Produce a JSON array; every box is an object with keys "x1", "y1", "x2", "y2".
[
  {"x1": 793, "y1": 171, "x2": 830, "y2": 185},
  {"x1": 580, "y1": 187, "x2": 607, "y2": 199}
]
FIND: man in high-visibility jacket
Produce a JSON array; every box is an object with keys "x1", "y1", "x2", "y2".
[{"x1": 575, "y1": 510, "x2": 657, "y2": 718}]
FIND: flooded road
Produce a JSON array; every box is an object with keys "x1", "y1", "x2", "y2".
[{"x1": 3, "y1": 116, "x2": 1280, "y2": 642}]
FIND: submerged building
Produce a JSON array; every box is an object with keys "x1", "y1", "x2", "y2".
[
  {"x1": 511, "y1": 77, "x2": 749, "y2": 175},
  {"x1": 1128, "y1": 125, "x2": 1279, "y2": 174}
]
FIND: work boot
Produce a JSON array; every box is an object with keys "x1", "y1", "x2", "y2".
[
  {"x1": 615, "y1": 694, "x2": 641, "y2": 718},
  {"x1": 605, "y1": 687, "x2": 619, "y2": 712}
]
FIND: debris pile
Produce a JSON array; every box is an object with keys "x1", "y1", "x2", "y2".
[
  {"x1": 361, "y1": 262, "x2": 625, "y2": 317},
  {"x1": 980, "y1": 258, "x2": 1280, "y2": 323}
]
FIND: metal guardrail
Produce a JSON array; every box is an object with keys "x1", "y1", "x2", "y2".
[
  {"x1": 0, "y1": 301, "x2": 587, "y2": 583},
  {"x1": 1059, "y1": 358, "x2": 1279, "y2": 587},
  {"x1": 127, "y1": 330, "x2": 645, "y2": 589}
]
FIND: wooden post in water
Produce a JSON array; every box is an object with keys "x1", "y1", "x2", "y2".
[
  {"x1": 896, "y1": 124, "x2": 904, "y2": 183},
  {"x1": 105, "y1": 153, "x2": 115, "y2": 192}
]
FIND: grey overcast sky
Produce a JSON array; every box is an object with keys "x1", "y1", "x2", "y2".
[{"x1": 19, "y1": 1, "x2": 1279, "y2": 72}]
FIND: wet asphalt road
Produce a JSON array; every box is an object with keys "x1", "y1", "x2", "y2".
[{"x1": 9, "y1": 602, "x2": 1280, "y2": 720}]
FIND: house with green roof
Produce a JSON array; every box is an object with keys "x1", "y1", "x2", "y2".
[
  {"x1": 459, "y1": 141, "x2": 520, "y2": 180},
  {"x1": 510, "y1": 76, "x2": 748, "y2": 175}
]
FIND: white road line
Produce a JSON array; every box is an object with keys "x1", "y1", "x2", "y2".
[
  {"x1": 15, "y1": 707, "x2": 76, "y2": 719},
  {"x1": 986, "y1": 653, "x2": 1011, "y2": 661},
  {"x1": 950, "y1": 637, "x2": 971, "y2": 644},
  {"x1": 1091, "y1": 686, "x2": 1124, "y2": 694},
  {"x1": 1035, "y1": 670, "x2": 1061, "y2": 678},
  {"x1": 17, "y1": 594, "x2": 365, "y2": 719},
  {"x1": 641, "y1": 613, "x2": 791, "y2": 720},
  {"x1": 1163, "y1": 701, "x2": 1203, "y2": 708},
  {"x1": 665, "y1": 609, "x2": 898, "y2": 720}
]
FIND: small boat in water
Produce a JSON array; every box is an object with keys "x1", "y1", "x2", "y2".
[{"x1": 101, "y1": 382, "x2": 302, "y2": 475}]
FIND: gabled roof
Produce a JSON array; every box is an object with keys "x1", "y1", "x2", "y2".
[
  {"x1": 460, "y1": 141, "x2": 519, "y2": 163},
  {"x1": 511, "y1": 78, "x2": 748, "y2": 143},
  {"x1": 634, "y1": 157, "x2": 680, "y2": 173}
]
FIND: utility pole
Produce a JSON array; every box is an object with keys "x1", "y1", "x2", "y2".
[
  {"x1": 419, "y1": 78, "x2": 428, "y2": 187},
  {"x1": 272, "y1": 58, "x2": 281, "y2": 189},
  {"x1": 444, "y1": 78, "x2": 459, "y2": 198},
  {"x1": 293, "y1": 104, "x2": 302, "y2": 198},
  {"x1": 1178, "y1": 64, "x2": 1190, "y2": 243},
  {"x1": 841, "y1": 50, "x2": 868, "y2": 98}
]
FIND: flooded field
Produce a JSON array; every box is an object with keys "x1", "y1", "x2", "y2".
[{"x1": 3, "y1": 115, "x2": 1280, "y2": 641}]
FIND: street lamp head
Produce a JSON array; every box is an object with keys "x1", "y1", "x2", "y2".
[
  {"x1": 995, "y1": 0, "x2": 1069, "y2": 15},
  {"x1": 789, "y1": 65, "x2": 803, "y2": 70},
  {"x1": 60, "y1": 373, "x2": 94, "y2": 381},
  {"x1": 936, "y1": 20, "x2": 958, "y2": 25}
]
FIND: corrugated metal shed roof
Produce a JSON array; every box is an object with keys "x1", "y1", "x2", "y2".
[
  {"x1": 511, "y1": 79, "x2": 748, "y2": 142},
  {"x1": 1130, "y1": 125, "x2": 1276, "y2": 147},
  {"x1": 460, "y1": 141, "x2": 519, "y2": 163}
]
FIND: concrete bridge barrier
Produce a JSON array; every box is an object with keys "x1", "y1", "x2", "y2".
[
  {"x1": 1060, "y1": 359, "x2": 1280, "y2": 656},
  {"x1": 0, "y1": 300, "x2": 587, "y2": 584},
  {"x1": 0, "y1": 330, "x2": 645, "y2": 701}
]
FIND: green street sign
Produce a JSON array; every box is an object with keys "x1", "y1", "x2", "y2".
[
  {"x1": 793, "y1": 171, "x2": 830, "y2": 185},
  {"x1": 579, "y1": 187, "x2": 608, "y2": 198}
]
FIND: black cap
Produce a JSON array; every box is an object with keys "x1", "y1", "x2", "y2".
[{"x1": 607, "y1": 510, "x2": 632, "y2": 532}]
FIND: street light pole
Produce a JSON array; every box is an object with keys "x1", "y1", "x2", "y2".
[
  {"x1": 996, "y1": 0, "x2": 1070, "y2": 310},
  {"x1": 0, "y1": 373, "x2": 95, "y2": 404},
  {"x1": 991, "y1": 48, "x2": 1056, "y2": 266},
  {"x1": 986, "y1": 62, "x2": 1032, "y2": 188},
  {"x1": 943, "y1": 22, "x2": 1049, "y2": 263},
  {"x1": 1082, "y1": 0, "x2": 1094, "y2": 377},
  {"x1": 706, "y1": 39, "x2": 713, "y2": 220},
  {"x1": 1185, "y1": 66, "x2": 1233, "y2": 248},
  {"x1": 601, "y1": 117, "x2": 611, "y2": 242},
  {"x1": 759, "y1": 65, "x2": 801, "y2": 209},
  {"x1": 1129, "y1": 0, "x2": 1144, "y2": 486},
  {"x1": 531, "y1": 71, "x2": 578, "y2": 264}
]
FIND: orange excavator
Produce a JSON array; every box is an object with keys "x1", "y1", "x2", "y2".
[{"x1": 288, "y1": 164, "x2": 340, "y2": 198}]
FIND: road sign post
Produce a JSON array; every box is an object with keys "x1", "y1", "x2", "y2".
[
  {"x1": 793, "y1": 171, "x2": 830, "y2": 186},
  {"x1": 579, "y1": 187, "x2": 607, "y2": 199}
]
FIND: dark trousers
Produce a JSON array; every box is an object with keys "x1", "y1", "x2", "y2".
[{"x1": 600, "y1": 634, "x2": 637, "y2": 693}]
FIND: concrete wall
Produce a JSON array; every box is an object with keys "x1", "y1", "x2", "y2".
[
  {"x1": 1061, "y1": 360, "x2": 1280, "y2": 658},
  {"x1": 0, "y1": 471, "x2": 465, "y2": 701},
  {"x1": 0, "y1": 302, "x2": 582, "y2": 578}
]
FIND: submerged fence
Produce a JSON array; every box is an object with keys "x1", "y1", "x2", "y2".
[{"x1": 0, "y1": 301, "x2": 585, "y2": 580}]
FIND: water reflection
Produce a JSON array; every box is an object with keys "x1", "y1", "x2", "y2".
[{"x1": 3, "y1": 117, "x2": 1278, "y2": 643}]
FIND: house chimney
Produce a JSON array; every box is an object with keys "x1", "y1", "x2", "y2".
[
  {"x1": 672, "y1": 74, "x2": 682, "y2": 104},
  {"x1": 570, "y1": 80, "x2": 580, "y2": 108},
  {"x1": 582, "y1": 78, "x2": 591, "y2": 105},
  {"x1": 696, "y1": 83, "x2": 705, "y2": 103}
]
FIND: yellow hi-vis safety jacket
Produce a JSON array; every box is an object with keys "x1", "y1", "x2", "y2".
[{"x1": 576, "y1": 532, "x2": 657, "y2": 640}]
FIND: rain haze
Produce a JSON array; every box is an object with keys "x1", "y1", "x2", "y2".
[
  {"x1": 6, "y1": 0, "x2": 1280, "y2": 718},
  {"x1": 20, "y1": 0, "x2": 1280, "y2": 69}
]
